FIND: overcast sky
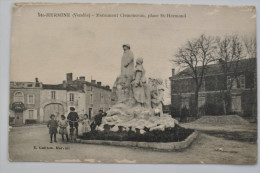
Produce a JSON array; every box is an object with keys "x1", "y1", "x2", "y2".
[{"x1": 10, "y1": 3, "x2": 256, "y2": 87}]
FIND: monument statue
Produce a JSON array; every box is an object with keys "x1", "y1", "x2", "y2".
[
  {"x1": 132, "y1": 57, "x2": 147, "y2": 107},
  {"x1": 98, "y1": 44, "x2": 178, "y2": 133},
  {"x1": 121, "y1": 44, "x2": 134, "y2": 78}
]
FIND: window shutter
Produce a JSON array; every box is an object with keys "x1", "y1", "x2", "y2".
[
  {"x1": 240, "y1": 75, "x2": 245, "y2": 89},
  {"x1": 34, "y1": 110, "x2": 37, "y2": 119}
]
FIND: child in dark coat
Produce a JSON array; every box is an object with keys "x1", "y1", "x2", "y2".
[{"x1": 47, "y1": 114, "x2": 58, "y2": 143}]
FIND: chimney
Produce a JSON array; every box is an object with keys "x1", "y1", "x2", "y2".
[
  {"x1": 62, "y1": 80, "x2": 67, "y2": 88},
  {"x1": 67, "y1": 73, "x2": 73, "y2": 83},
  {"x1": 97, "y1": 82, "x2": 102, "y2": 86},
  {"x1": 105, "y1": 85, "x2": 110, "y2": 89},
  {"x1": 172, "y1": 68, "x2": 175, "y2": 76},
  {"x1": 91, "y1": 80, "x2": 96, "y2": 84},
  {"x1": 79, "y1": 76, "x2": 85, "y2": 81},
  {"x1": 35, "y1": 77, "x2": 40, "y2": 87}
]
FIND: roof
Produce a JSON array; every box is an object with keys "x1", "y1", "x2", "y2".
[
  {"x1": 72, "y1": 80, "x2": 112, "y2": 91},
  {"x1": 42, "y1": 84, "x2": 81, "y2": 91},
  {"x1": 172, "y1": 58, "x2": 256, "y2": 80}
]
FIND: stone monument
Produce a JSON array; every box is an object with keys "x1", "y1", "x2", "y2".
[{"x1": 98, "y1": 44, "x2": 178, "y2": 133}]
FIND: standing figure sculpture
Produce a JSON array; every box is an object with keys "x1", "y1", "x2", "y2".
[
  {"x1": 112, "y1": 44, "x2": 135, "y2": 104},
  {"x1": 132, "y1": 57, "x2": 147, "y2": 107},
  {"x1": 121, "y1": 44, "x2": 134, "y2": 80}
]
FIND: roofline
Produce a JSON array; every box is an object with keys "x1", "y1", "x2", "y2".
[
  {"x1": 173, "y1": 58, "x2": 256, "y2": 78},
  {"x1": 170, "y1": 70, "x2": 256, "y2": 81}
]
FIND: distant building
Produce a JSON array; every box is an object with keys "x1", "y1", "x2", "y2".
[
  {"x1": 9, "y1": 73, "x2": 112, "y2": 125},
  {"x1": 9, "y1": 78, "x2": 42, "y2": 126},
  {"x1": 169, "y1": 58, "x2": 257, "y2": 119},
  {"x1": 40, "y1": 83, "x2": 85, "y2": 122},
  {"x1": 66, "y1": 73, "x2": 112, "y2": 119}
]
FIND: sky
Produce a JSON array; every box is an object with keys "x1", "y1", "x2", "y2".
[{"x1": 10, "y1": 3, "x2": 256, "y2": 87}]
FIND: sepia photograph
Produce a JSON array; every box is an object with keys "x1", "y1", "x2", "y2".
[{"x1": 8, "y1": 2, "x2": 257, "y2": 165}]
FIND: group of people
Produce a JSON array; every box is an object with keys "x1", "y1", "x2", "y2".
[{"x1": 47, "y1": 107, "x2": 106, "y2": 143}]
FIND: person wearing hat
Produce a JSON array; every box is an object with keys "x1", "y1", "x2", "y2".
[
  {"x1": 121, "y1": 44, "x2": 134, "y2": 78},
  {"x1": 91, "y1": 109, "x2": 104, "y2": 131},
  {"x1": 67, "y1": 107, "x2": 79, "y2": 136},
  {"x1": 47, "y1": 114, "x2": 58, "y2": 143}
]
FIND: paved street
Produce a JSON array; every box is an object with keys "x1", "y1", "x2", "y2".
[{"x1": 8, "y1": 125, "x2": 257, "y2": 164}]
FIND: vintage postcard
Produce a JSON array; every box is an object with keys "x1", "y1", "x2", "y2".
[{"x1": 9, "y1": 3, "x2": 257, "y2": 164}]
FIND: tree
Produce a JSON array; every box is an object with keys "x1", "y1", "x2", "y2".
[
  {"x1": 216, "y1": 35, "x2": 244, "y2": 114},
  {"x1": 171, "y1": 34, "x2": 216, "y2": 116},
  {"x1": 243, "y1": 36, "x2": 256, "y2": 59}
]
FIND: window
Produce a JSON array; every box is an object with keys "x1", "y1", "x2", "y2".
[
  {"x1": 28, "y1": 95, "x2": 34, "y2": 104},
  {"x1": 227, "y1": 76, "x2": 231, "y2": 89},
  {"x1": 245, "y1": 72, "x2": 255, "y2": 88},
  {"x1": 27, "y1": 83, "x2": 33, "y2": 87},
  {"x1": 69, "y1": 93, "x2": 74, "y2": 102},
  {"x1": 90, "y1": 94, "x2": 93, "y2": 106},
  {"x1": 240, "y1": 75, "x2": 245, "y2": 89},
  {"x1": 51, "y1": 91, "x2": 56, "y2": 99},
  {"x1": 29, "y1": 110, "x2": 33, "y2": 119},
  {"x1": 14, "y1": 91, "x2": 24, "y2": 103},
  {"x1": 101, "y1": 95, "x2": 104, "y2": 104},
  {"x1": 87, "y1": 86, "x2": 92, "y2": 91}
]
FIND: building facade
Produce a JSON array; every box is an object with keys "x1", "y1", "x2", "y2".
[
  {"x1": 9, "y1": 73, "x2": 112, "y2": 125},
  {"x1": 39, "y1": 84, "x2": 86, "y2": 122},
  {"x1": 66, "y1": 73, "x2": 112, "y2": 119},
  {"x1": 9, "y1": 79, "x2": 42, "y2": 126},
  {"x1": 170, "y1": 58, "x2": 257, "y2": 119}
]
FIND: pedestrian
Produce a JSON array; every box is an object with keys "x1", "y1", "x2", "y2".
[
  {"x1": 67, "y1": 107, "x2": 79, "y2": 136},
  {"x1": 90, "y1": 110, "x2": 104, "y2": 131},
  {"x1": 81, "y1": 114, "x2": 91, "y2": 136},
  {"x1": 58, "y1": 115, "x2": 69, "y2": 142},
  {"x1": 94, "y1": 110, "x2": 104, "y2": 129},
  {"x1": 47, "y1": 114, "x2": 58, "y2": 143}
]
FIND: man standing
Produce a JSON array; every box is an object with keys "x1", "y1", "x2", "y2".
[
  {"x1": 121, "y1": 44, "x2": 134, "y2": 78},
  {"x1": 94, "y1": 110, "x2": 104, "y2": 127},
  {"x1": 67, "y1": 107, "x2": 79, "y2": 136}
]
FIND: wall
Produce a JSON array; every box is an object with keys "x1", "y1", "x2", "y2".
[
  {"x1": 84, "y1": 84, "x2": 111, "y2": 120},
  {"x1": 40, "y1": 89, "x2": 67, "y2": 122},
  {"x1": 10, "y1": 88, "x2": 41, "y2": 124},
  {"x1": 66, "y1": 91, "x2": 85, "y2": 117}
]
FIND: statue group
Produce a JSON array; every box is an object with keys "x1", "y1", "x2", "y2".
[{"x1": 100, "y1": 44, "x2": 178, "y2": 133}]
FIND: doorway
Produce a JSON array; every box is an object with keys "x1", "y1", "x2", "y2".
[
  {"x1": 89, "y1": 108, "x2": 92, "y2": 119},
  {"x1": 15, "y1": 110, "x2": 23, "y2": 126},
  {"x1": 43, "y1": 103, "x2": 64, "y2": 122}
]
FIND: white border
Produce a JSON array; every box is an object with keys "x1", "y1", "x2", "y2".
[{"x1": 1, "y1": 0, "x2": 259, "y2": 173}]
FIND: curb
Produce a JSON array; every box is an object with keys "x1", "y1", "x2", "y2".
[
  {"x1": 77, "y1": 131, "x2": 199, "y2": 151},
  {"x1": 9, "y1": 124, "x2": 46, "y2": 129}
]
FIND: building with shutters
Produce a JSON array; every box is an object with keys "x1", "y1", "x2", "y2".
[
  {"x1": 63, "y1": 73, "x2": 112, "y2": 119},
  {"x1": 9, "y1": 73, "x2": 112, "y2": 125},
  {"x1": 39, "y1": 84, "x2": 85, "y2": 123},
  {"x1": 169, "y1": 58, "x2": 257, "y2": 119},
  {"x1": 9, "y1": 79, "x2": 42, "y2": 126}
]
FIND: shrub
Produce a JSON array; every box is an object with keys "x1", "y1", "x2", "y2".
[
  {"x1": 25, "y1": 119, "x2": 37, "y2": 124},
  {"x1": 80, "y1": 125, "x2": 194, "y2": 142}
]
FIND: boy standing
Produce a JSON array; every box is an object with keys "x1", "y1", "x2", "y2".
[{"x1": 47, "y1": 114, "x2": 58, "y2": 143}]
